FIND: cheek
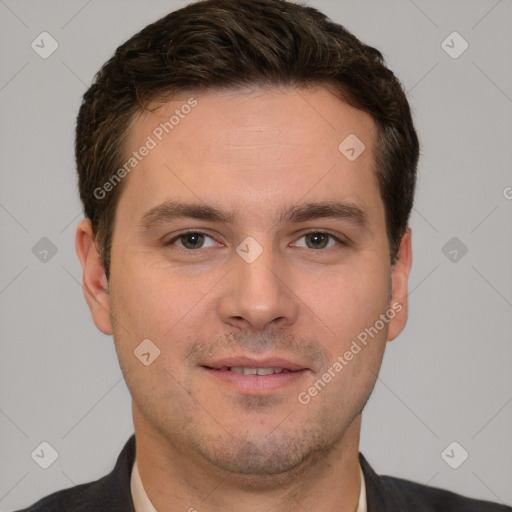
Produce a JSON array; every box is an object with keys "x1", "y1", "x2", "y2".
[
  {"x1": 108, "y1": 266, "x2": 200, "y2": 404},
  {"x1": 306, "y1": 263, "x2": 391, "y2": 350},
  {"x1": 108, "y1": 255, "x2": 222, "y2": 353},
  {"x1": 298, "y1": 268, "x2": 390, "y2": 408}
]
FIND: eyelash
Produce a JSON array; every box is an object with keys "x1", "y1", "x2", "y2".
[{"x1": 164, "y1": 230, "x2": 347, "y2": 253}]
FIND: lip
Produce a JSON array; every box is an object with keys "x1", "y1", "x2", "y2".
[{"x1": 201, "y1": 356, "x2": 311, "y2": 394}]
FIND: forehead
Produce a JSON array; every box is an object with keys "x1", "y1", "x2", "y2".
[{"x1": 118, "y1": 86, "x2": 382, "y2": 229}]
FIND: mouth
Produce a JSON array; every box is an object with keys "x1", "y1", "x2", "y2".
[
  {"x1": 210, "y1": 366, "x2": 295, "y2": 375},
  {"x1": 201, "y1": 357, "x2": 310, "y2": 394}
]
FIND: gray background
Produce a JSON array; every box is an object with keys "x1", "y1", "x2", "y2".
[{"x1": 1, "y1": 0, "x2": 511, "y2": 510}]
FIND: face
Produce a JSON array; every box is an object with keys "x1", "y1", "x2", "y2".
[{"x1": 78, "y1": 86, "x2": 411, "y2": 479}]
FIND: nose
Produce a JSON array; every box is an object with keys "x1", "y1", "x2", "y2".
[{"x1": 218, "y1": 243, "x2": 300, "y2": 332}]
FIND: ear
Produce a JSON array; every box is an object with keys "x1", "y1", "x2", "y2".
[
  {"x1": 387, "y1": 227, "x2": 412, "y2": 342},
  {"x1": 75, "y1": 219, "x2": 113, "y2": 335}
]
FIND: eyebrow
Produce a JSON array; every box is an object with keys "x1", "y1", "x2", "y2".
[{"x1": 137, "y1": 200, "x2": 369, "y2": 231}]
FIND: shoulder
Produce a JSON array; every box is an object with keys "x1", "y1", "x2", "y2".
[
  {"x1": 13, "y1": 476, "x2": 110, "y2": 512},
  {"x1": 360, "y1": 453, "x2": 511, "y2": 512},
  {"x1": 14, "y1": 436, "x2": 136, "y2": 512},
  {"x1": 380, "y1": 474, "x2": 511, "y2": 511}
]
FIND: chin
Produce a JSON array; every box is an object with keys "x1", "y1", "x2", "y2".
[{"x1": 190, "y1": 425, "x2": 339, "y2": 490}]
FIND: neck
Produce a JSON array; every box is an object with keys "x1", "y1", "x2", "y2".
[{"x1": 133, "y1": 404, "x2": 362, "y2": 512}]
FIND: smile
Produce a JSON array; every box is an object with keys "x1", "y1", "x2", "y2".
[{"x1": 202, "y1": 362, "x2": 309, "y2": 394}]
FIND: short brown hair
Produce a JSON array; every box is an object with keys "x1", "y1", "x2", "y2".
[{"x1": 76, "y1": 0, "x2": 419, "y2": 278}]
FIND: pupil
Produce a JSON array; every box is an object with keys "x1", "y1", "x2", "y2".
[
  {"x1": 307, "y1": 232, "x2": 328, "y2": 249},
  {"x1": 183, "y1": 233, "x2": 204, "y2": 249}
]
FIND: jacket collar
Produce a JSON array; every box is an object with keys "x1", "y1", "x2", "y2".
[{"x1": 359, "y1": 452, "x2": 404, "y2": 511}]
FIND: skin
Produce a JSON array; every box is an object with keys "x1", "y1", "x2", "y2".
[{"x1": 76, "y1": 85, "x2": 412, "y2": 512}]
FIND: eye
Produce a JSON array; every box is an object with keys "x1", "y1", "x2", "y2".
[
  {"x1": 164, "y1": 230, "x2": 345, "y2": 252},
  {"x1": 166, "y1": 231, "x2": 218, "y2": 250},
  {"x1": 292, "y1": 231, "x2": 345, "y2": 250}
]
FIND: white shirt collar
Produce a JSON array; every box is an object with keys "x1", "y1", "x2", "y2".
[
  {"x1": 131, "y1": 459, "x2": 158, "y2": 512},
  {"x1": 131, "y1": 458, "x2": 367, "y2": 512},
  {"x1": 357, "y1": 463, "x2": 367, "y2": 512}
]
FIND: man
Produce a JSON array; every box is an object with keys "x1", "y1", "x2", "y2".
[{"x1": 17, "y1": 0, "x2": 511, "y2": 510}]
